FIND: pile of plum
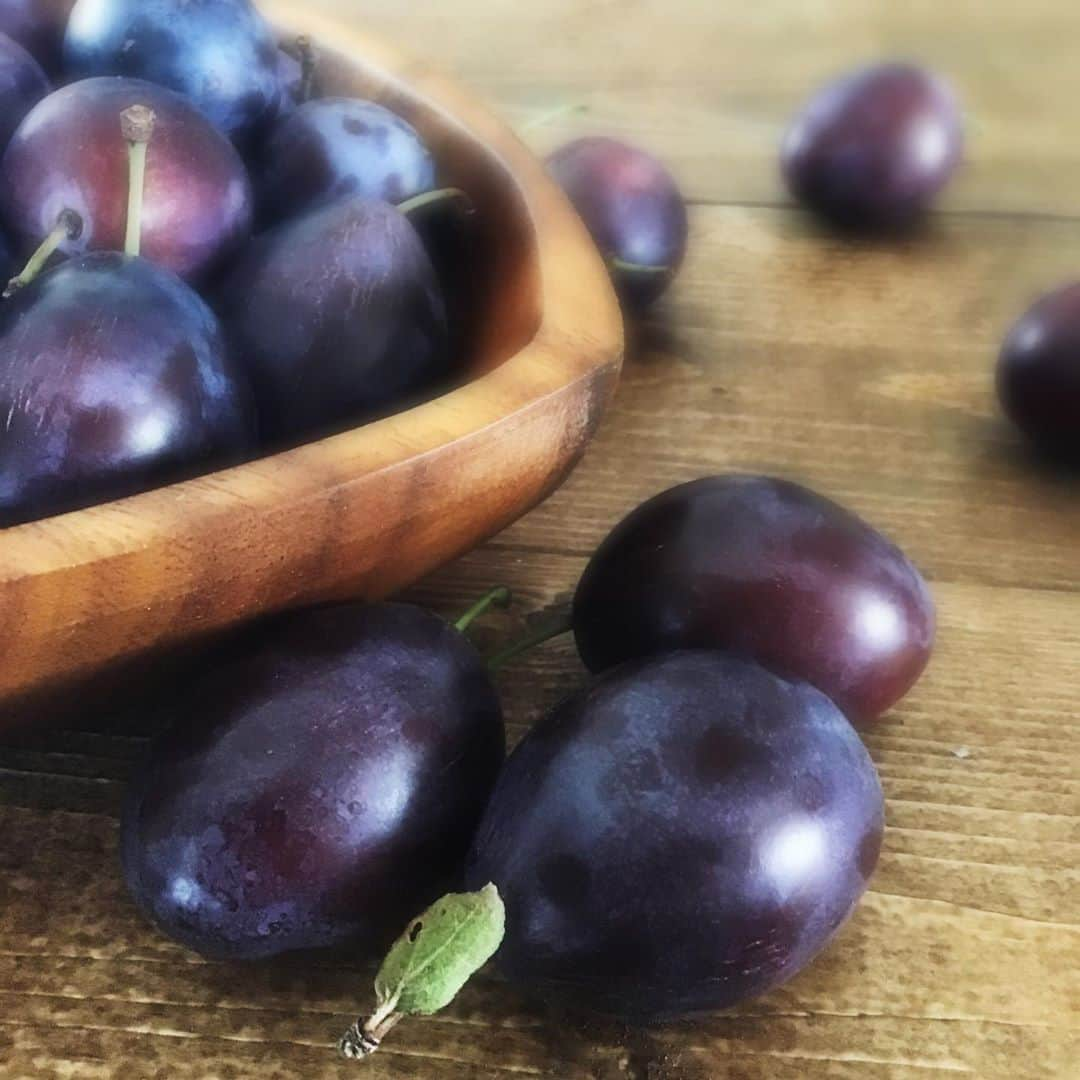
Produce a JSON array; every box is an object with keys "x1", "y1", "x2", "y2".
[
  {"x1": 0, "y1": 0, "x2": 466, "y2": 527},
  {"x1": 1, "y1": 0, "x2": 1075, "y2": 1064}
]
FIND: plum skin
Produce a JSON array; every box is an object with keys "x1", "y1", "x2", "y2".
[
  {"x1": 572, "y1": 475, "x2": 935, "y2": 722},
  {"x1": 63, "y1": 0, "x2": 281, "y2": 146},
  {"x1": 218, "y1": 195, "x2": 448, "y2": 445},
  {"x1": 547, "y1": 136, "x2": 687, "y2": 309},
  {"x1": 0, "y1": 0, "x2": 73, "y2": 73},
  {"x1": 466, "y1": 650, "x2": 884, "y2": 1021},
  {"x1": 782, "y1": 62, "x2": 963, "y2": 230},
  {"x1": 1, "y1": 77, "x2": 253, "y2": 282},
  {"x1": 257, "y1": 99, "x2": 437, "y2": 225},
  {"x1": 997, "y1": 282, "x2": 1080, "y2": 461},
  {"x1": 121, "y1": 602, "x2": 505, "y2": 960},
  {"x1": 0, "y1": 252, "x2": 254, "y2": 527},
  {"x1": 0, "y1": 31, "x2": 49, "y2": 152}
]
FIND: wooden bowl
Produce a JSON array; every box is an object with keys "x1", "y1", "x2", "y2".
[{"x1": 0, "y1": 1, "x2": 623, "y2": 711}]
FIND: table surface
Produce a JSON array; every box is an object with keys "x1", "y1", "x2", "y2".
[{"x1": 3, "y1": 1, "x2": 1078, "y2": 1077}]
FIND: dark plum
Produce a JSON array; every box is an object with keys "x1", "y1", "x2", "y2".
[
  {"x1": 0, "y1": 0, "x2": 73, "y2": 72},
  {"x1": 547, "y1": 136, "x2": 687, "y2": 309},
  {"x1": 467, "y1": 650, "x2": 884, "y2": 1021},
  {"x1": 218, "y1": 195, "x2": 448, "y2": 445},
  {"x1": 0, "y1": 31, "x2": 49, "y2": 152},
  {"x1": 121, "y1": 601, "x2": 505, "y2": 960},
  {"x1": 0, "y1": 252, "x2": 254, "y2": 526},
  {"x1": 1, "y1": 77, "x2": 253, "y2": 281},
  {"x1": 997, "y1": 283, "x2": 1080, "y2": 461},
  {"x1": 257, "y1": 99, "x2": 436, "y2": 224},
  {"x1": 572, "y1": 476, "x2": 935, "y2": 721},
  {"x1": 781, "y1": 62, "x2": 963, "y2": 231},
  {"x1": 63, "y1": 0, "x2": 281, "y2": 146}
]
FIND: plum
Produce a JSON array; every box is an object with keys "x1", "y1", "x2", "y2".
[
  {"x1": 63, "y1": 0, "x2": 281, "y2": 146},
  {"x1": 0, "y1": 31, "x2": 49, "y2": 152},
  {"x1": 121, "y1": 601, "x2": 505, "y2": 960},
  {"x1": 572, "y1": 475, "x2": 935, "y2": 721},
  {"x1": 1, "y1": 77, "x2": 253, "y2": 281},
  {"x1": 0, "y1": 251, "x2": 254, "y2": 526},
  {"x1": 547, "y1": 137, "x2": 687, "y2": 309},
  {"x1": 467, "y1": 650, "x2": 884, "y2": 1020},
  {"x1": 998, "y1": 282, "x2": 1080, "y2": 462},
  {"x1": 217, "y1": 195, "x2": 448, "y2": 445},
  {"x1": 0, "y1": 0, "x2": 73, "y2": 73},
  {"x1": 258, "y1": 98, "x2": 436, "y2": 224},
  {"x1": 782, "y1": 62, "x2": 963, "y2": 230}
]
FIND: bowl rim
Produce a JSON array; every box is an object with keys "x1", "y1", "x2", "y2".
[{"x1": 0, "y1": 2, "x2": 622, "y2": 566}]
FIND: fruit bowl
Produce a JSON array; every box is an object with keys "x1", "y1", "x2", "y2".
[{"x1": 0, "y1": 0, "x2": 623, "y2": 711}]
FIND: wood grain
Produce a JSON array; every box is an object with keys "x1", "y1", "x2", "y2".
[{"x1": 1, "y1": 1, "x2": 1077, "y2": 1078}]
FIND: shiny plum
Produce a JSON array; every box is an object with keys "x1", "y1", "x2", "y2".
[
  {"x1": 0, "y1": 31, "x2": 48, "y2": 152},
  {"x1": 467, "y1": 650, "x2": 884, "y2": 1020},
  {"x1": 121, "y1": 601, "x2": 505, "y2": 960},
  {"x1": 1, "y1": 77, "x2": 252, "y2": 281},
  {"x1": 782, "y1": 62, "x2": 963, "y2": 231},
  {"x1": 997, "y1": 283, "x2": 1080, "y2": 461},
  {"x1": 0, "y1": 252, "x2": 254, "y2": 527},
  {"x1": 63, "y1": 0, "x2": 281, "y2": 146},
  {"x1": 573, "y1": 476, "x2": 935, "y2": 721},
  {"x1": 218, "y1": 195, "x2": 448, "y2": 445},
  {"x1": 0, "y1": 0, "x2": 73, "y2": 72},
  {"x1": 547, "y1": 137, "x2": 687, "y2": 309},
  {"x1": 257, "y1": 99, "x2": 436, "y2": 225}
]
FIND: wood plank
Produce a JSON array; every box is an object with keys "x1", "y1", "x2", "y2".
[
  {"x1": 311, "y1": 0, "x2": 1080, "y2": 217},
  {"x1": 487, "y1": 204, "x2": 1080, "y2": 592}
]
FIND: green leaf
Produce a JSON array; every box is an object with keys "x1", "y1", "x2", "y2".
[{"x1": 373, "y1": 884, "x2": 505, "y2": 1017}]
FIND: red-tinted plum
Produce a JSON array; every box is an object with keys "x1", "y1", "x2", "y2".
[
  {"x1": 573, "y1": 476, "x2": 935, "y2": 721},
  {"x1": 547, "y1": 137, "x2": 687, "y2": 309},
  {"x1": 1, "y1": 77, "x2": 252, "y2": 281},
  {"x1": 0, "y1": 31, "x2": 49, "y2": 151},
  {"x1": 0, "y1": 252, "x2": 254, "y2": 527},
  {"x1": 121, "y1": 601, "x2": 505, "y2": 960},
  {"x1": 0, "y1": 0, "x2": 73, "y2": 72},
  {"x1": 63, "y1": 0, "x2": 281, "y2": 146},
  {"x1": 218, "y1": 195, "x2": 447, "y2": 445},
  {"x1": 998, "y1": 283, "x2": 1080, "y2": 461},
  {"x1": 467, "y1": 650, "x2": 884, "y2": 1021},
  {"x1": 782, "y1": 63, "x2": 963, "y2": 230},
  {"x1": 257, "y1": 99, "x2": 436, "y2": 224}
]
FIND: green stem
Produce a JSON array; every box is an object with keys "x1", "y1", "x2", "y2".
[
  {"x1": 397, "y1": 187, "x2": 470, "y2": 218},
  {"x1": 610, "y1": 256, "x2": 671, "y2": 276},
  {"x1": 121, "y1": 105, "x2": 156, "y2": 258},
  {"x1": 486, "y1": 611, "x2": 574, "y2": 672},
  {"x1": 520, "y1": 102, "x2": 588, "y2": 133},
  {"x1": 296, "y1": 35, "x2": 316, "y2": 103},
  {"x1": 3, "y1": 210, "x2": 82, "y2": 298},
  {"x1": 454, "y1": 586, "x2": 511, "y2": 634}
]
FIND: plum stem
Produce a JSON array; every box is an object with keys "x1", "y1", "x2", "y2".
[
  {"x1": 122, "y1": 105, "x2": 156, "y2": 258},
  {"x1": 3, "y1": 210, "x2": 83, "y2": 298},
  {"x1": 296, "y1": 35, "x2": 316, "y2": 103},
  {"x1": 486, "y1": 610, "x2": 574, "y2": 671},
  {"x1": 454, "y1": 586, "x2": 512, "y2": 634},
  {"x1": 520, "y1": 102, "x2": 588, "y2": 133},
  {"x1": 397, "y1": 187, "x2": 470, "y2": 218},
  {"x1": 610, "y1": 257, "x2": 670, "y2": 276},
  {"x1": 338, "y1": 1001, "x2": 403, "y2": 1059}
]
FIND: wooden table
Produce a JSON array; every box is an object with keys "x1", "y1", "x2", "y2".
[{"x1": 3, "y1": 1, "x2": 1078, "y2": 1076}]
